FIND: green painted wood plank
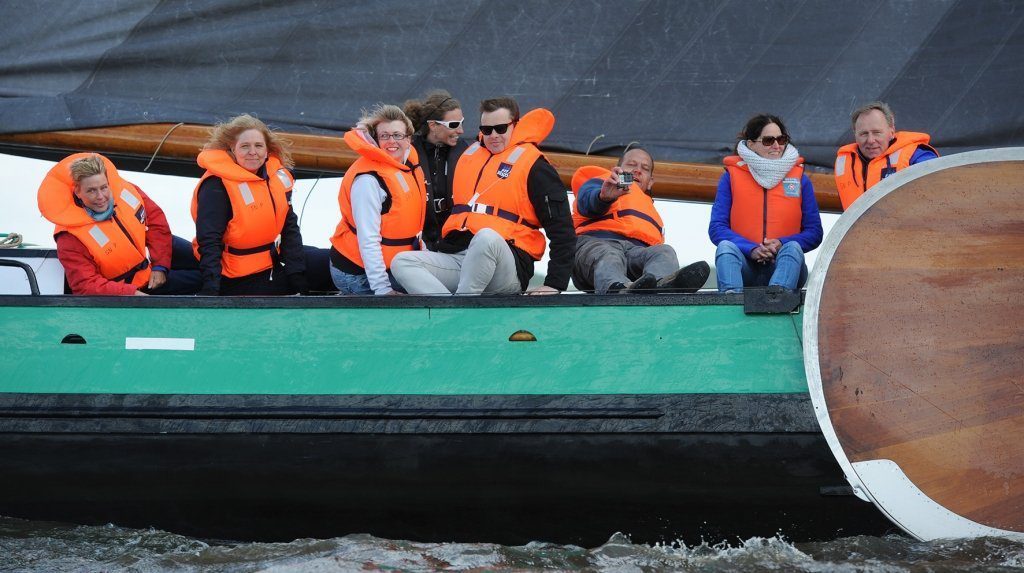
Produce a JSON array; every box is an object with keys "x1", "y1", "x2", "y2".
[{"x1": 1, "y1": 304, "x2": 807, "y2": 395}]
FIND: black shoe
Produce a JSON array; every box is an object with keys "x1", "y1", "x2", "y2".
[
  {"x1": 625, "y1": 272, "x2": 658, "y2": 293},
  {"x1": 606, "y1": 282, "x2": 628, "y2": 294},
  {"x1": 656, "y1": 261, "x2": 710, "y2": 293}
]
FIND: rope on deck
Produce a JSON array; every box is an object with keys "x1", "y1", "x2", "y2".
[{"x1": 0, "y1": 233, "x2": 23, "y2": 248}]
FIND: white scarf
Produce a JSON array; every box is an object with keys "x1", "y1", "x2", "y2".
[{"x1": 736, "y1": 140, "x2": 799, "y2": 189}]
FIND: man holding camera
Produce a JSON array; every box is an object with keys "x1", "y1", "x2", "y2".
[{"x1": 570, "y1": 147, "x2": 709, "y2": 294}]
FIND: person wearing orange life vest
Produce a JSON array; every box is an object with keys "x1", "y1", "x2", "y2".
[
  {"x1": 328, "y1": 104, "x2": 426, "y2": 295},
  {"x1": 571, "y1": 147, "x2": 710, "y2": 294},
  {"x1": 709, "y1": 114, "x2": 823, "y2": 293},
  {"x1": 37, "y1": 153, "x2": 200, "y2": 296},
  {"x1": 391, "y1": 97, "x2": 576, "y2": 295},
  {"x1": 192, "y1": 114, "x2": 307, "y2": 296},
  {"x1": 834, "y1": 101, "x2": 938, "y2": 210}
]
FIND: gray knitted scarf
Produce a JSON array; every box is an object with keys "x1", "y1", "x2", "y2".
[{"x1": 736, "y1": 140, "x2": 799, "y2": 189}]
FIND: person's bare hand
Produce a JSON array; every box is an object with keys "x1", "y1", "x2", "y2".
[
  {"x1": 525, "y1": 285, "x2": 560, "y2": 295},
  {"x1": 762, "y1": 238, "x2": 782, "y2": 256},
  {"x1": 598, "y1": 166, "x2": 631, "y2": 202},
  {"x1": 750, "y1": 244, "x2": 773, "y2": 263},
  {"x1": 147, "y1": 269, "x2": 167, "y2": 290}
]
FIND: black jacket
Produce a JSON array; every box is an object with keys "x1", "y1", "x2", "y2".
[
  {"x1": 194, "y1": 164, "x2": 306, "y2": 293},
  {"x1": 410, "y1": 134, "x2": 469, "y2": 251}
]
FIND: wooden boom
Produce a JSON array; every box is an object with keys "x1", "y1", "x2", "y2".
[{"x1": 0, "y1": 123, "x2": 842, "y2": 211}]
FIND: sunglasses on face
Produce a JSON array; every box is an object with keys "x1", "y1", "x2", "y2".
[
  {"x1": 430, "y1": 119, "x2": 464, "y2": 130},
  {"x1": 756, "y1": 135, "x2": 789, "y2": 147},
  {"x1": 479, "y1": 122, "x2": 513, "y2": 136}
]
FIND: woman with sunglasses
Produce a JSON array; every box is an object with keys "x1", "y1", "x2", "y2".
[
  {"x1": 403, "y1": 90, "x2": 468, "y2": 251},
  {"x1": 328, "y1": 104, "x2": 426, "y2": 295},
  {"x1": 708, "y1": 113, "x2": 823, "y2": 293}
]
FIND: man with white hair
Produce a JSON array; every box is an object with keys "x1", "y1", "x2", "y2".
[{"x1": 834, "y1": 101, "x2": 938, "y2": 210}]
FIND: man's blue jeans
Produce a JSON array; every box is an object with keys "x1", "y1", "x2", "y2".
[{"x1": 715, "y1": 240, "x2": 807, "y2": 293}]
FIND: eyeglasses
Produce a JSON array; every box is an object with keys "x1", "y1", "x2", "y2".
[
  {"x1": 430, "y1": 119, "x2": 464, "y2": 130},
  {"x1": 377, "y1": 133, "x2": 408, "y2": 141},
  {"x1": 479, "y1": 122, "x2": 513, "y2": 136},
  {"x1": 757, "y1": 135, "x2": 789, "y2": 147}
]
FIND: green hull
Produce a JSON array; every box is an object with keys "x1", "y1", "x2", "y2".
[
  {"x1": 1, "y1": 294, "x2": 806, "y2": 395},
  {"x1": 0, "y1": 293, "x2": 894, "y2": 544}
]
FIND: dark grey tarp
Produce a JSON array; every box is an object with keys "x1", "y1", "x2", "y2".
[{"x1": 2, "y1": 0, "x2": 1022, "y2": 168}]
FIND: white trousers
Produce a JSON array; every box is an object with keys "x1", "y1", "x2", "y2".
[{"x1": 391, "y1": 228, "x2": 522, "y2": 295}]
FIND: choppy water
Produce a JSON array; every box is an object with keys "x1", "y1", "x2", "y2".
[{"x1": 1, "y1": 516, "x2": 1022, "y2": 572}]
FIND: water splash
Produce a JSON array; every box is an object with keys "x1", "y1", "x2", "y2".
[{"x1": 0, "y1": 517, "x2": 1021, "y2": 572}]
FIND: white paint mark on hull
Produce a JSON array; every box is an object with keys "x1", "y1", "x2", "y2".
[{"x1": 125, "y1": 337, "x2": 195, "y2": 351}]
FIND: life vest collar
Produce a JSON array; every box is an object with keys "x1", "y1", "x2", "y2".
[
  {"x1": 570, "y1": 165, "x2": 610, "y2": 194},
  {"x1": 343, "y1": 129, "x2": 418, "y2": 172},
  {"x1": 38, "y1": 153, "x2": 131, "y2": 228},
  {"x1": 197, "y1": 149, "x2": 278, "y2": 182},
  {"x1": 838, "y1": 131, "x2": 932, "y2": 161},
  {"x1": 508, "y1": 108, "x2": 554, "y2": 147}
]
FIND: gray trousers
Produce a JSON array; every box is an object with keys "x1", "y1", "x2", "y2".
[
  {"x1": 571, "y1": 234, "x2": 679, "y2": 294},
  {"x1": 390, "y1": 228, "x2": 522, "y2": 295}
]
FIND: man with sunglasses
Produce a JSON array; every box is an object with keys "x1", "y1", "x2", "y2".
[
  {"x1": 834, "y1": 101, "x2": 938, "y2": 210},
  {"x1": 391, "y1": 97, "x2": 576, "y2": 295},
  {"x1": 570, "y1": 147, "x2": 710, "y2": 294},
  {"x1": 404, "y1": 90, "x2": 469, "y2": 250}
]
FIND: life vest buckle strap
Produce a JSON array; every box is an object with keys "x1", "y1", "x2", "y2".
[
  {"x1": 578, "y1": 209, "x2": 662, "y2": 234},
  {"x1": 227, "y1": 242, "x2": 276, "y2": 256},
  {"x1": 452, "y1": 204, "x2": 540, "y2": 230},
  {"x1": 380, "y1": 235, "x2": 418, "y2": 247},
  {"x1": 618, "y1": 209, "x2": 663, "y2": 234},
  {"x1": 111, "y1": 258, "x2": 150, "y2": 283}
]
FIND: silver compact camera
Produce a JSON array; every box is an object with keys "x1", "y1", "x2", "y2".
[{"x1": 617, "y1": 172, "x2": 633, "y2": 188}]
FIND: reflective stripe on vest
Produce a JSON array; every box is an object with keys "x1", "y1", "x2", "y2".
[
  {"x1": 276, "y1": 169, "x2": 293, "y2": 190},
  {"x1": 119, "y1": 188, "x2": 140, "y2": 209},
  {"x1": 239, "y1": 182, "x2": 256, "y2": 205},
  {"x1": 88, "y1": 225, "x2": 110, "y2": 248}
]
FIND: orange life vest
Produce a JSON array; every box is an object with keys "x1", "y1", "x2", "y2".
[
  {"x1": 38, "y1": 153, "x2": 152, "y2": 288},
  {"x1": 834, "y1": 131, "x2": 936, "y2": 210},
  {"x1": 724, "y1": 156, "x2": 804, "y2": 244},
  {"x1": 442, "y1": 108, "x2": 555, "y2": 260},
  {"x1": 330, "y1": 129, "x2": 427, "y2": 268},
  {"x1": 191, "y1": 150, "x2": 292, "y2": 278},
  {"x1": 570, "y1": 165, "x2": 664, "y2": 246}
]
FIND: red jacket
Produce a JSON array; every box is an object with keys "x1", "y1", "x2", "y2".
[{"x1": 56, "y1": 189, "x2": 172, "y2": 295}]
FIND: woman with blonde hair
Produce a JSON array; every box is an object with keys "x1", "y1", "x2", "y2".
[
  {"x1": 192, "y1": 113, "x2": 308, "y2": 295},
  {"x1": 328, "y1": 104, "x2": 426, "y2": 295}
]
